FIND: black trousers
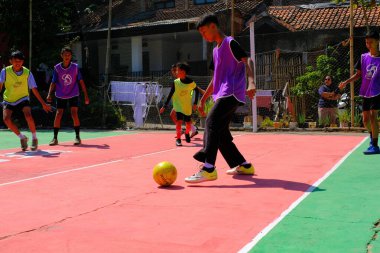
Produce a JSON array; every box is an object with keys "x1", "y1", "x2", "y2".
[{"x1": 193, "y1": 96, "x2": 246, "y2": 168}]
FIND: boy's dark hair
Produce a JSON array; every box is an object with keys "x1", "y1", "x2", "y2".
[
  {"x1": 61, "y1": 46, "x2": 73, "y2": 55},
  {"x1": 365, "y1": 30, "x2": 380, "y2": 40},
  {"x1": 196, "y1": 13, "x2": 219, "y2": 30},
  {"x1": 176, "y1": 62, "x2": 190, "y2": 73},
  {"x1": 10, "y1": 50, "x2": 25, "y2": 60}
]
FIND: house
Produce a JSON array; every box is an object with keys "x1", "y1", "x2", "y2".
[{"x1": 65, "y1": 0, "x2": 270, "y2": 82}]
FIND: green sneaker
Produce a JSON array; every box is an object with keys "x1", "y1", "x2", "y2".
[
  {"x1": 49, "y1": 138, "x2": 58, "y2": 146},
  {"x1": 74, "y1": 137, "x2": 81, "y2": 146},
  {"x1": 31, "y1": 139, "x2": 38, "y2": 151},
  {"x1": 20, "y1": 136, "x2": 28, "y2": 151}
]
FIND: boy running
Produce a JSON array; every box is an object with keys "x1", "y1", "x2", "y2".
[
  {"x1": 160, "y1": 62, "x2": 199, "y2": 146},
  {"x1": 185, "y1": 14, "x2": 256, "y2": 183},
  {"x1": 47, "y1": 47, "x2": 90, "y2": 146},
  {"x1": 169, "y1": 63, "x2": 204, "y2": 138},
  {"x1": 339, "y1": 30, "x2": 380, "y2": 154},
  {"x1": 0, "y1": 51, "x2": 51, "y2": 151}
]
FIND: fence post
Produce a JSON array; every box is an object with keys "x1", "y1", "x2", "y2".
[
  {"x1": 349, "y1": 0, "x2": 355, "y2": 126},
  {"x1": 249, "y1": 18, "x2": 258, "y2": 132}
]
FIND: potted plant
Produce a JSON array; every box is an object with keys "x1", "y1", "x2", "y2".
[
  {"x1": 298, "y1": 113, "x2": 307, "y2": 128},
  {"x1": 260, "y1": 117, "x2": 274, "y2": 129},
  {"x1": 318, "y1": 115, "x2": 330, "y2": 128},
  {"x1": 338, "y1": 110, "x2": 350, "y2": 128},
  {"x1": 354, "y1": 113, "x2": 362, "y2": 127}
]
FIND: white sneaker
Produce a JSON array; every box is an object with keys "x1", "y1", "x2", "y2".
[{"x1": 185, "y1": 168, "x2": 217, "y2": 184}]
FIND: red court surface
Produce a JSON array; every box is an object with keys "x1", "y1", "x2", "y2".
[{"x1": 0, "y1": 133, "x2": 364, "y2": 253}]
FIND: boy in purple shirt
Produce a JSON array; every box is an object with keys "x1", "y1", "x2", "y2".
[
  {"x1": 47, "y1": 47, "x2": 90, "y2": 146},
  {"x1": 339, "y1": 30, "x2": 380, "y2": 154},
  {"x1": 185, "y1": 14, "x2": 256, "y2": 183}
]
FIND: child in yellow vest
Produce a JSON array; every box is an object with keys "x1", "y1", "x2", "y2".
[
  {"x1": 160, "y1": 62, "x2": 199, "y2": 146},
  {"x1": 0, "y1": 51, "x2": 51, "y2": 151}
]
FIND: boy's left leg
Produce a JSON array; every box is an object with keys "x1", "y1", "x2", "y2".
[
  {"x1": 71, "y1": 106, "x2": 81, "y2": 145},
  {"x1": 184, "y1": 116, "x2": 192, "y2": 143},
  {"x1": 363, "y1": 94, "x2": 380, "y2": 154},
  {"x1": 370, "y1": 109, "x2": 379, "y2": 147},
  {"x1": 22, "y1": 105, "x2": 38, "y2": 151}
]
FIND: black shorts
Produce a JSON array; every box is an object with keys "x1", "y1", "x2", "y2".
[
  {"x1": 362, "y1": 94, "x2": 380, "y2": 111},
  {"x1": 56, "y1": 96, "x2": 80, "y2": 109},
  {"x1": 176, "y1": 112, "x2": 191, "y2": 122},
  {"x1": 3, "y1": 100, "x2": 30, "y2": 112}
]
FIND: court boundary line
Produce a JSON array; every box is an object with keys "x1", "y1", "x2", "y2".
[
  {"x1": 238, "y1": 136, "x2": 368, "y2": 253},
  {"x1": 0, "y1": 160, "x2": 123, "y2": 187}
]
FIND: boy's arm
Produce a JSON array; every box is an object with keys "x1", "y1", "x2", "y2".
[
  {"x1": 339, "y1": 70, "x2": 361, "y2": 90},
  {"x1": 31, "y1": 88, "x2": 52, "y2": 113},
  {"x1": 242, "y1": 57, "x2": 256, "y2": 99},
  {"x1": 79, "y1": 80, "x2": 90, "y2": 105},
  {"x1": 160, "y1": 83, "x2": 175, "y2": 114},
  {"x1": 46, "y1": 82, "x2": 56, "y2": 103},
  {"x1": 193, "y1": 86, "x2": 200, "y2": 110},
  {"x1": 0, "y1": 69, "x2": 5, "y2": 93},
  {"x1": 28, "y1": 73, "x2": 51, "y2": 112},
  {"x1": 198, "y1": 78, "x2": 214, "y2": 116}
]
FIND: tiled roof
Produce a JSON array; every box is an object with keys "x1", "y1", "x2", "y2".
[
  {"x1": 268, "y1": 5, "x2": 380, "y2": 31},
  {"x1": 150, "y1": 0, "x2": 262, "y2": 22}
]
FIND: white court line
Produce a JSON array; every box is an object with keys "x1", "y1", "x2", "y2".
[
  {"x1": 130, "y1": 133, "x2": 248, "y2": 159},
  {"x1": 0, "y1": 159, "x2": 123, "y2": 188},
  {"x1": 238, "y1": 136, "x2": 368, "y2": 253},
  {"x1": 131, "y1": 148, "x2": 181, "y2": 159}
]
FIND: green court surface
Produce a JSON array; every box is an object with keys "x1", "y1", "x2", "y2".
[
  {"x1": 0, "y1": 129, "x2": 132, "y2": 150},
  {"x1": 248, "y1": 138, "x2": 380, "y2": 253}
]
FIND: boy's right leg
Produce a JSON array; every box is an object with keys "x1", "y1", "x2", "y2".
[
  {"x1": 187, "y1": 97, "x2": 238, "y2": 183},
  {"x1": 170, "y1": 109, "x2": 177, "y2": 124},
  {"x1": 3, "y1": 108, "x2": 28, "y2": 151},
  {"x1": 50, "y1": 108, "x2": 64, "y2": 146},
  {"x1": 175, "y1": 120, "x2": 183, "y2": 146}
]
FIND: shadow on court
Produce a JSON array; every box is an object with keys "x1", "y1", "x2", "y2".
[
  {"x1": 158, "y1": 185, "x2": 185, "y2": 190},
  {"x1": 60, "y1": 144, "x2": 110, "y2": 149},
  {"x1": 188, "y1": 175, "x2": 325, "y2": 192},
  {"x1": 11, "y1": 150, "x2": 61, "y2": 158}
]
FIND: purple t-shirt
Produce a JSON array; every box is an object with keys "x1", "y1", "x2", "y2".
[
  {"x1": 212, "y1": 36, "x2": 246, "y2": 103},
  {"x1": 52, "y1": 63, "x2": 82, "y2": 99},
  {"x1": 358, "y1": 53, "x2": 380, "y2": 98}
]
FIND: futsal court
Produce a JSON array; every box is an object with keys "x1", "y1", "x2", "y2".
[{"x1": 0, "y1": 130, "x2": 377, "y2": 253}]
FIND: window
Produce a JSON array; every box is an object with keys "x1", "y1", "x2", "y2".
[
  {"x1": 153, "y1": 0, "x2": 175, "y2": 9},
  {"x1": 193, "y1": 0, "x2": 217, "y2": 5}
]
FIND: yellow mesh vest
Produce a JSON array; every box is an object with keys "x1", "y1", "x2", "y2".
[
  {"x1": 3, "y1": 66, "x2": 30, "y2": 103},
  {"x1": 172, "y1": 78, "x2": 196, "y2": 116}
]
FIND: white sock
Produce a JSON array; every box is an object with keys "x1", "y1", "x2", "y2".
[
  {"x1": 241, "y1": 161, "x2": 249, "y2": 166},
  {"x1": 204, "y1": 162, "x2": 214, "y2": 169},
  {"x1": 32, "y1": 132, "x2": 37, "y2": 140},
  {"x1": 18, "y1": 134, "x2": 24, "y2": 139}
]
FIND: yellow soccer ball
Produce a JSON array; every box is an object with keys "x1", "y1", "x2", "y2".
[{"x1": 153, "y1": 161, "x2": 177, "y2": 187}]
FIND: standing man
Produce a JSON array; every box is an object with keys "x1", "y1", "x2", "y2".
[
  {"x1": 318, "y1": 75, "x2": 340, "y2": 125},
  {"x1": 185, "y1": 14, "x2": 256, "y2": 183},
  {"x1": 47, "y1": 47, "x2": 90, "y2": 146},
  {"x1": 339, "y1": 30, "x2": 380, "y2": 154},
  {"x1": 0, "y1": 51, "x2": 51, "y2": 151}
]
